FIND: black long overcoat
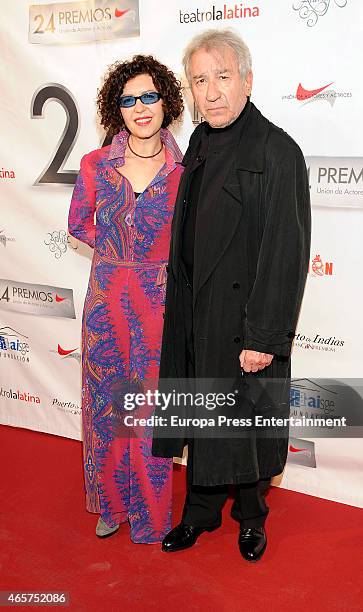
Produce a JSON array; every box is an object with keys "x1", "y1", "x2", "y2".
[{"x1": 152, "y1": 102, "x2": 311, "y2": 485}]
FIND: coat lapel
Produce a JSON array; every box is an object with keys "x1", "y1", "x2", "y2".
[
  {"x1": 170, "y1": 167, "x2": 190, "y2": 279},
  {"x1": 193, "y1": 160, "x2": 244, "y2": 303},
  {"x1": 192, "y1": 103, "x2": 270, "y2": 303},
  {"x1": 170, "y1": 127, "x2": 206, "y2": 280},
  {"x1": 171, "y1": 103, "x2": 271, "y2": 296}
]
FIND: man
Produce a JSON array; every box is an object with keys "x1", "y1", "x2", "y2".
[{"x1": 152, "y1": 29, "x2": 311, "y2": 562}]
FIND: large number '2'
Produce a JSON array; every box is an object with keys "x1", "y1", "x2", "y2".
[{"x1": 31, "y1": 84, "x2": 112, "y2": 186}]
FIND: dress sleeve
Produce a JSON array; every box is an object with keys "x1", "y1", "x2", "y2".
[
  {"x1": 243, "y1": 141, "x2": 311, "y2": 357},
  {"x1": 68, "y1": 154, "x2": 96, "y2": 248}
]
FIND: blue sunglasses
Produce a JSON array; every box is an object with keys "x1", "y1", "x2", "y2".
[{"x1": 119, "y1": 91, "x2": 162, "y2": 108}]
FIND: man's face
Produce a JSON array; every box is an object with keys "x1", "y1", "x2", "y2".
[{"x1": 189, "y1": 46, "x2": 253, "y2": 128}]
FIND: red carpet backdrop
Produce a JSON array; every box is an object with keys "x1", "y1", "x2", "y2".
[{"x1": 1, "y1": 1, "x2": 362, "y2": 507}]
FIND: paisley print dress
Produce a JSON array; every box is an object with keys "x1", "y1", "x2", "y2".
[{"x1": 68, "y1": 129, "x2": 183, "y2": 543}]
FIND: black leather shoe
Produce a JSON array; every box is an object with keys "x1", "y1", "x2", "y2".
[
  {"x1": 238, "y1": 526, "x2": 267, "y2": 562},
  {"x1": 162, "y1": 523, "x2": 218, "y2": 552}
]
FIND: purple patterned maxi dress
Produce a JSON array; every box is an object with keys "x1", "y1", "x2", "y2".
[{"x1": 68, "y1": 128, "x2": 183, "y2": 542}]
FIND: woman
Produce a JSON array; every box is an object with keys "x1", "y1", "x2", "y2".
[{"x1": 68, "y1": 55, "x2": 184, "y2": 543}]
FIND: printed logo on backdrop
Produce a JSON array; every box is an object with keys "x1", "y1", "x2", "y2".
[
  {"x1": 0, "y1": 167, "x2": 16, "y2": 180},
  {"x1": 0, "y1": 386, "x2": 41, "y2": 405},
  {"x1": 289, "y1": 378, "x2": 363, "y2": 434},
  {"x1": 293, "y1": 0, "x2": 347, "y2": 28},
  {"x1": 0, "y1": 326, "x2": 31, "y2": 365},
  {"x1": 44, "y1": 230, "x2": 78, "y2": 259},
  {"x1": 294, "y1": 332, "x2": 344, "y2": 353},
  {"x1": 0, "y1": 280, "x2": 76, "y2": 319},
  {"x1": 31, "y1": 84, "x2": 111, "y2": 186},
  {"x1": 29, "y1": 0, "x2": 140, "y2": 44},
  {"x1": 179, "y1": 2, "x2": 260, "y2": 23},
  {"x1": 282, "y1": 81, "x2": 352, "y2": 105},
  {"x1": 0, "y1": 230, "x2": 16, "y2": 248},
  {"x1": 290, "y1": 380, "x2": 338, "y2": 418},
  {"x1": 308, "y1": 254, "x2": 333, "y2": 277},
  {"x1": 307, "y1": 157, "x2": 363, "y2": 209},
  {"x1": 287, "y1": 437, "x2": 316, "y2": 467},
  {"x1": 52, "y1": 397, "x2": 81, "y2": 416},
  {"x1": 50, "y1": 343, "x2": 81, "y2": 363}
]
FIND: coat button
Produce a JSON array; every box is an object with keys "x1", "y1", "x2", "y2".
[
  {"x1": 233, "y1": 336, "x2": 241, "y2": 343},
  {"x1": 196, "y1": 155, "x2": 203, "y2": 162},
  {"x1": 232, "y1": 282, "x2": 240, "y2": 289}
]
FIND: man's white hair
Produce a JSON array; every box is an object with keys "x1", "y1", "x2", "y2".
[{"x1": 182, "y1": 28, "x2": 252, "y2": 83}]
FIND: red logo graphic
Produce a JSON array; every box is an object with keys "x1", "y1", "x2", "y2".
[
  {"x1": 51, "y1": 344, "x2": 81, "y2": 363},
  {"x1": 57, "y1": 344, "x2": 77, "y2": 356},
  {"x1": 115, "y1": 8, "x2": 130, "y2": 18},
  {"x1": 289, "y1": 444, "x2": 308, "y2": 453},
  {"x1": 0, "y1": 168, "x2": 16, "y2": 179},
  {"x1": 309, "y1": 254, "x2": 333, "y2": 277},
  {"x1": 296, "y1": 82, "x2": 333, "y2": 101},
  {"x1": 55, "y1": 294, "x2": 66, "y2": 302}
]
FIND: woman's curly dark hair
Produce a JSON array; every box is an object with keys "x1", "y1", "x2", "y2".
[{"x1": 97, "y1": 55, "x2": 184, "y2": 134}]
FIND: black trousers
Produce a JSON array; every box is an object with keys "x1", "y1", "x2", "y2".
[
  {"x1": 179, "y1": 265, "x2": 270, "y2": 530},
  {"x1": 182, "y1": 438, "x2": 270, "y2": 529}
]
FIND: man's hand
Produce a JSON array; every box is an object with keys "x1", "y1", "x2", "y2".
[{"x1": 239, "y1": 349, "x2": 273, "y2": 373}]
